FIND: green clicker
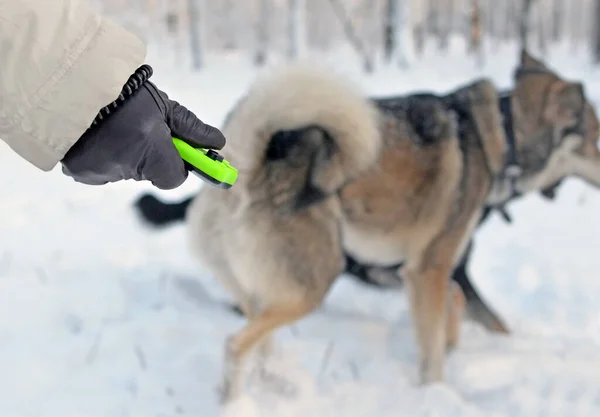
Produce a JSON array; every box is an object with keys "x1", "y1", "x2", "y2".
[{"x1": 172, "y1": 137, "x2": 238, "y2": 189}]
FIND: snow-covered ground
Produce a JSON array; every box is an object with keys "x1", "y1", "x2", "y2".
[{"x1": 2, "y1": 41, "x2": 600, "y2": 417}]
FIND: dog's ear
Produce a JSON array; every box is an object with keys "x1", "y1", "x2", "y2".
[
  {"x1": 520, "y1": 49, "x2": 546, "y2": 69},
  {"x1": 515, "y1": 50, "x2": 552, "y2": 82},
  {"x1": 543, "y1": 81, "x2": 585, "y2": 127}
]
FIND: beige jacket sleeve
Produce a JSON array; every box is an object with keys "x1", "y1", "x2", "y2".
[{"x1": 0, "y1": 0, "x2": 146, "y2": 171}]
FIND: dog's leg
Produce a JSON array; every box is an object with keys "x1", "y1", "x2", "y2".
[
  {"x1": 403, "y1": 223, "x2": 477, "y2": 383},
  {"x1": 404, "y1": 258, "x2": 452, "y2": 383},
  {"x1": 213, "y1": 270, "x2": 278, "y2": 396},
  {"x1": 446, "y1": 281, "x2": 466, "y2": 351},
  {"x1": 452, "y1": 245, "x2": 510, "y2": 334},
  {"x1": 225, "y1": 296, "x2": 275, "y2": 366},
  {"x1": 453, "y1": 263, "x2": 510, "y2": 333},
  {"x1": 214, "y1": 265, "x2": 256, "y2": 321},
  {"x1": 220, "y1": 298, "x2": 321, "y2": 404}
]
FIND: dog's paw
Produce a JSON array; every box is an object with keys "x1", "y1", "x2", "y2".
[
  {"x1": 419, "y1": 359, "x2": 445, "y2": 385},
  {"x1": 445, "y1": 281, "x2": 466, "y2": 351},
  {"x1": 251, "y1": 366, "x2": 298, "y2": 399},
  {"x1": 261, "y1": 372, "x2": 298, "y2": 399},
  {"x1": 217, "y1": 380, "x2": 242, "y2": 406},
  {"x1": 216, "y1": 383, "x2": 228, "y2": 405},
  {"x1": 489, "y1": 319, "x2": 511, "y2": 335}
]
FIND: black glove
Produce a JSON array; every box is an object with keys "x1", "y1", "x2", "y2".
[{"x1": 61, "y1": 77, "x2": 226, "y2": 190}]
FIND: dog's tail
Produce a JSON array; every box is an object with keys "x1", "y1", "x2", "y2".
[
  {"x1": 221, "y1": 63, "x2": 382, "y2": 208},
  {"x1": 133, "y1": 193, "x2": 194, "y2": 227}
]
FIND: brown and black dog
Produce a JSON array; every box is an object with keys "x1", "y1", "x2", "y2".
[
  {"x1": 341, "y1": 50, "x2": 600, "y2": 333},
  {"x1": 184, "y1": 65, "x2": 505, "y2": 400},
  {"x1": 133, "y1": 51, "x2": 600, "y2": 402}
]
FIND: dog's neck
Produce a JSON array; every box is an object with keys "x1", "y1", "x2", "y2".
[{"x1": 485, "y1": 91, "x2": 563, "y2": 221}]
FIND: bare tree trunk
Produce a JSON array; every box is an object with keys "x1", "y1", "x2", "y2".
[
  {"x1": 537, "y1": 1, "x2": 548, "y2": 56},
  {"x1": 469, "y1": 0, "x2": 483, "y2": 65},
  {"x1": 396, "y1": 0, "x2": 409, "y2": 67},
  {"x1": 594, "y1": 0, "x2": 600, "y2": 63},
  {"x1": 187, "y1": 0, "x2": 203, "y2": 70},
  {"x1": 551, "y1": 0, "x2": 563, "y2": 42},
  {"x1": 287, "y1": 0, "x2": 301, "y2": 59},
  {"x1": 428, "y1": 0, "x2": 440, "y2": 44},
  {"x1": 254, "y1": 0, "x2": 270, "y2": 66},
  {"x1": 485, "y1": 0, "x2": 493, "y2": 38},
  {"x1": 439, "y1": 0, "x2": 453, "y2": 50},
  {"x1": 519, "y1": 0, "x2": 535, "y2": 52},
  {"x1": 327, "y1": 0, "x2": 374, "y2": 72},
  {"x1": 165, "y1": 1, "x2": 181, "y2": 65},
  {"x1": 384, "y1": 0, "x2": 408, "y2": 67},
  {"x1": 412, "y1": 0, "x2": 428, "y2": 56},
  {"x1": 503, "y1": 0, "x2": 516, "y2": 41},
  {"x1": 144, "y1": 0, "x2": 158, "y2": 45},
  {"x1": 222, "y1": 0, "x2": 237, "y2": 50},
  {"x1": 384, "y1": 0, "x2": 398, "y2": 62},
  {"x1": 570, "y1": 0, "x2": 582, "y2": 52},
  {"x1": 485, "y1": 0, "x2": 501, "y2": 50}
]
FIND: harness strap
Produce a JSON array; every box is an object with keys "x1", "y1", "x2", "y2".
[
  {"x1": 489, "y1": 94, "x2": 522, "y2": 223},
  {"x1": 498, "y1": 95, "x2": 522, "y2": 189}
]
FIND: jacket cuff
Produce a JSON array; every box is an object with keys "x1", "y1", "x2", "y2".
[{"x1": 12, "y1": 17, "x2": 147, "y2": 171}]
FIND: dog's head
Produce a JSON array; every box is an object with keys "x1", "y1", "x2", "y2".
[{"x1": 488, "y1": 50, "x2": 600, "y2": 203}]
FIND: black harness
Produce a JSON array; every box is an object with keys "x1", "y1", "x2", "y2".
[
  {"x1": 491, "y1": 91, "x2": 564, "y2": 223},
  {"x1": 490, "y1": 93, "x2": 522, "y2": 223},
  {"x1": 499, "y1": 94, "x2": 522, "y2": 189}
]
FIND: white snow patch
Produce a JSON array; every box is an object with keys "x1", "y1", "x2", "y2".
[{"x1": 1, "y1": 42, "x2": 600, "y2": 416}]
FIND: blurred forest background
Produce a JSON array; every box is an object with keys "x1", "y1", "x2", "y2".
[{"x1": 89, "y1": 0, "x2": 600, "y2": 72}]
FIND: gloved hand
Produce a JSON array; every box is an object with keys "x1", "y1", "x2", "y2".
[{"x1": 61, "y1": 80, "x2": 226, "y2": 189}]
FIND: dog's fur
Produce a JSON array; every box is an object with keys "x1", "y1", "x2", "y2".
[
  {"x1": 134, "y1": 52, "x2": 600, "y2": 336},
  {"x1": 341, "y1": 51, "x2": 600, "y2": 332},
  {"x1": 182, "y1": 57, "x2": 510, "y2": 400},
  {"x1": 133, "y1": 51, "x2": 600, "y2": 402}
]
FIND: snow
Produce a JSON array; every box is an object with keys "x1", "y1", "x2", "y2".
[{"x1": 2, "y1": 40, "x2": 600, "y2": 416}]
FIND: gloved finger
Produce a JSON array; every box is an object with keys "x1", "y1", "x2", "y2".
[
  {"x1": 169, "y1": 101, "x2": 226, "y2": 150},
  {"x1": 142, "y1": 135, "x2": 189, "y2": 190},
  {"x1": 61, "y1": 141, "x2": 116, "y2": 186},
  {"x1": 61, "y1": 163, "x2": 111, "y2": 186}
]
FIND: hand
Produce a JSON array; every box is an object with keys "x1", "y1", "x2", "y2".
[{"x1": 61, "y1": 80, "x2": 226, "y2": 189}]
